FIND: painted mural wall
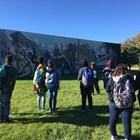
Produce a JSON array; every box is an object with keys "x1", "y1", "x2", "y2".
[{"x1": 0, "y1": 29, "x2": 120, "y2": 78}]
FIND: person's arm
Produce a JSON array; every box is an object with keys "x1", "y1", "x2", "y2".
[
  {"x1": 12, "y1": 67, "x2": 17, "y2": 89},
  {"x1": 135, "y1": 72, "x2": 140, "y2": 91},
  {"x1": 106, "y1": 78, "x2": 112, "y2": 94},
  {"x1": 77, "y1": 68, "x2": 83, "y2": 81}
]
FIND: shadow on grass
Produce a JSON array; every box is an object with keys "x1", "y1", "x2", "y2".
[
  {"x1": 10, "y1": 105, "x2": 140, "y2": 139},
  {"x1": 12, "y1": 105, "x2": 109, "y2": 126}
]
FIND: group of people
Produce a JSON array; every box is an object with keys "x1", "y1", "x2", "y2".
[
  {"x1": 0, "y1": 55, "x2": 140, "y2": 140},
  {"x1": 78, "y1": 59, "x2": 140, "y2": 140},
  {"x1": 33, "y1": 56, "x2": 60, "y2": 113}
]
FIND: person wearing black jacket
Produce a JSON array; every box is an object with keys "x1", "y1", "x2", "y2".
[
  {"x1": 135, "y1": 64, "x2": 140, "y2": 106},
  {"x1": 77, "y1": 60, "x2": 93, "y2": 112},
  {"x1": 0, "y1": 55, "x2": 17, "y2": 123},
  {"x1": 106, "y1": 64, "x2": 134, "y2": 140}
]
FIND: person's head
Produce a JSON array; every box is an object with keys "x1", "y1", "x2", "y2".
[
  {"x1": 47, "y1": 59, "x2": 55, "y2": 73},
  {"x1": 37, "y1": 56, "x2": 44, "y2": 64},
  {"x1": 112, "y1": 63, "x2": 128, "y2": 77},
  {"x1": 90, "y1": 62, "x2": 96, "y2": 69},
  {"x1": 5, "y1": 55, "x2": 13, "y2": 65},
  {"x1": 47, "y1": 59, "x2": 54, "y2": 68},
  {"x1": 27, "y1": 51, "x2": 33, "y2": 59},
  {"x1": 106, "y1": 59, "x2": 113, "y2": 68},
  {"x1": 80, "y1": 59, "x2": 89, "y2": 67}
]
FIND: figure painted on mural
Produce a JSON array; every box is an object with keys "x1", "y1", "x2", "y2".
[
  {"x1": 17, "y1": 48, "x2": 34, "y2": 77},
  {"x1": 44, "y1": 46, "x2": 73, "y2": 75}
]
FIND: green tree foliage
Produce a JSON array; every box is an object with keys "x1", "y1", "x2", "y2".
[{"x1": 121, "y1": 33, "x2": 140, "y2": 67}]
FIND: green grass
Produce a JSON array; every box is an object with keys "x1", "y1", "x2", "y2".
[{"x1": 0, "y1": 76, "x2": 140, "y2": 140}]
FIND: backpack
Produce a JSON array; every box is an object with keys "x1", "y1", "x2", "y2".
[
  {"x1": 0, "y1": 64, "x2": 7, "y2": 89},
  {"x1": 46, "y1": 71, "x2": 59, "y2": 89},
  {"x1": 103, "y1": 67, "x2": 112, "y2": 79},
  {"x1": 82, "y1": 67, "x2": 94, "y2": 87},
  {"x1": 113, "y1": 77, "x2": 134, "y2": 109},
  {"x1": 33, "y1": 65, "x2": 47, "y2": 94}
]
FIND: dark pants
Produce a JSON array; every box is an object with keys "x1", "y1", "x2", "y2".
[
  {"x1": 80, "y1": 85, "x2": 92, "y2": 110},
  {"x1": 91, "y1": 78, "x2": 100, "y2": 94},
  {"x1": 138, "y1": 91, "x2": 140, "y2": 106},
  {"x1": 109, "y1": 102, "x2": 133, "y2": 139},
  {"x1": 103, "y1": 77, "x2": 109, "y2": 89},
  {"x1": 0, "y1": 89, "x2": 12, "y2": 121}
]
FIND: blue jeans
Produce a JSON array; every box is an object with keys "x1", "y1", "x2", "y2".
[
  {"x1": 109, "y1": 102, "x2": 133, "y2": 139},
  {"x1": 48, "y1": 89, "x2": 58, "y2": 112},
  {"x1": 37, "y1": 92, "x2": 46, "y2": 109},
  {"x1": 0, "y1": 89, "x2": 12, "y2": 121}
]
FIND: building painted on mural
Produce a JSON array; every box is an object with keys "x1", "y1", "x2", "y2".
[{"x1": 0, "y1": 28, "x2": 121, "y2": 78}]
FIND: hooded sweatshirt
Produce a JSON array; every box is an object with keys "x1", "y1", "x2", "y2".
[{"x1": 106, "y1": 75, "x2": 135, "y2": 102}]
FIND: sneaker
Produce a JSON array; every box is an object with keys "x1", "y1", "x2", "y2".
[
  {"x1": 81, "y1": 109, "x2": 86, "y2": 112},
  {"x1": 9, "y1": 109, "x2": 12, "y2": 116},
  {"x1": 88, "y1": 109, "x2": 93, "y2": 112},
  {"x1": 124, "y1": 137, "x2": 132, "y2": 140},
  {"x1": 111, "y1": 135, "x2": 121, "y2": 140},
  {"x1": 49, "y1": 109, "x2": 53, "y2": 113},
  {"x1": 3, "y1": 118, "x2": 12, "y2": 123}
]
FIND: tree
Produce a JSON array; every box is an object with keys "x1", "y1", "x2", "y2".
[{"x1": 121, "y1": 33, "x2": 140, "y2": 68}]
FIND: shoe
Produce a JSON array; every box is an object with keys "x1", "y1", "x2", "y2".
[
  {"x1": 81, "y1": 109, "x2": 86, "y2": 112},
  {"x1": 88, "y1": 109, "x2": 93, "y2": 112},
  {"x1": 111, "y1": 135, "x2": 121, "y2": 140},
  {"x1": 124, "y1": 137, "x2": 132, "y2": 140},
  {"x1": 3, "y1": 118, "x2": 12, "y2": 123},
  {"x1": 49, "y1": 109, "x2": 53, "y2": 113},
  {"x1": 9, "y1": 109, "x2": 12, "y2": 116},
  {"x1": 52, "y1": 109, "x2": 56, "y2": 113},
  {"x1": 38, "y1": 107, "x2": 41, "y2": 110}
]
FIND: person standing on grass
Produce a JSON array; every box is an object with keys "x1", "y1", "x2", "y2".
[
  {"x1": 106, "y1": 64, "x2": 135, "y2": 140},
  {"x1": 0, "y1": 55, "x2": 17, "y2": 123},
  {"x1": 90, "y1": 62, "x2": 100, "y2": 95},
  {"x1": 33, "y1": 56, "x2": 47, "y2": 110},
  {"x1": 102, "y1": 59, "x2": 114, "y2": 89},
  {"x1": 77, "y1": 59, "x2": 93, "y2": 112},
  {"x1": 135, "y1": 64, "x2": 140, "y2": 106},
  {"x1": 45, "y1": 60, "x2": 60, "y2": 113}
]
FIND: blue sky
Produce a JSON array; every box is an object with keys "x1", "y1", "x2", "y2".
[{"x1": 0, "y1": 0, "x2": 140, "y2": 43}]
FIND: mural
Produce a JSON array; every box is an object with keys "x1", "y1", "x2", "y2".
[{"x1": 0, "y1": 29, "x2": 120, "y2": 78}]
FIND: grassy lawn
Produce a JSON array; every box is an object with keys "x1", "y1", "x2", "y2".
[{"x1": 0, "y1": 74, "x2": 140, "y2": 140}]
